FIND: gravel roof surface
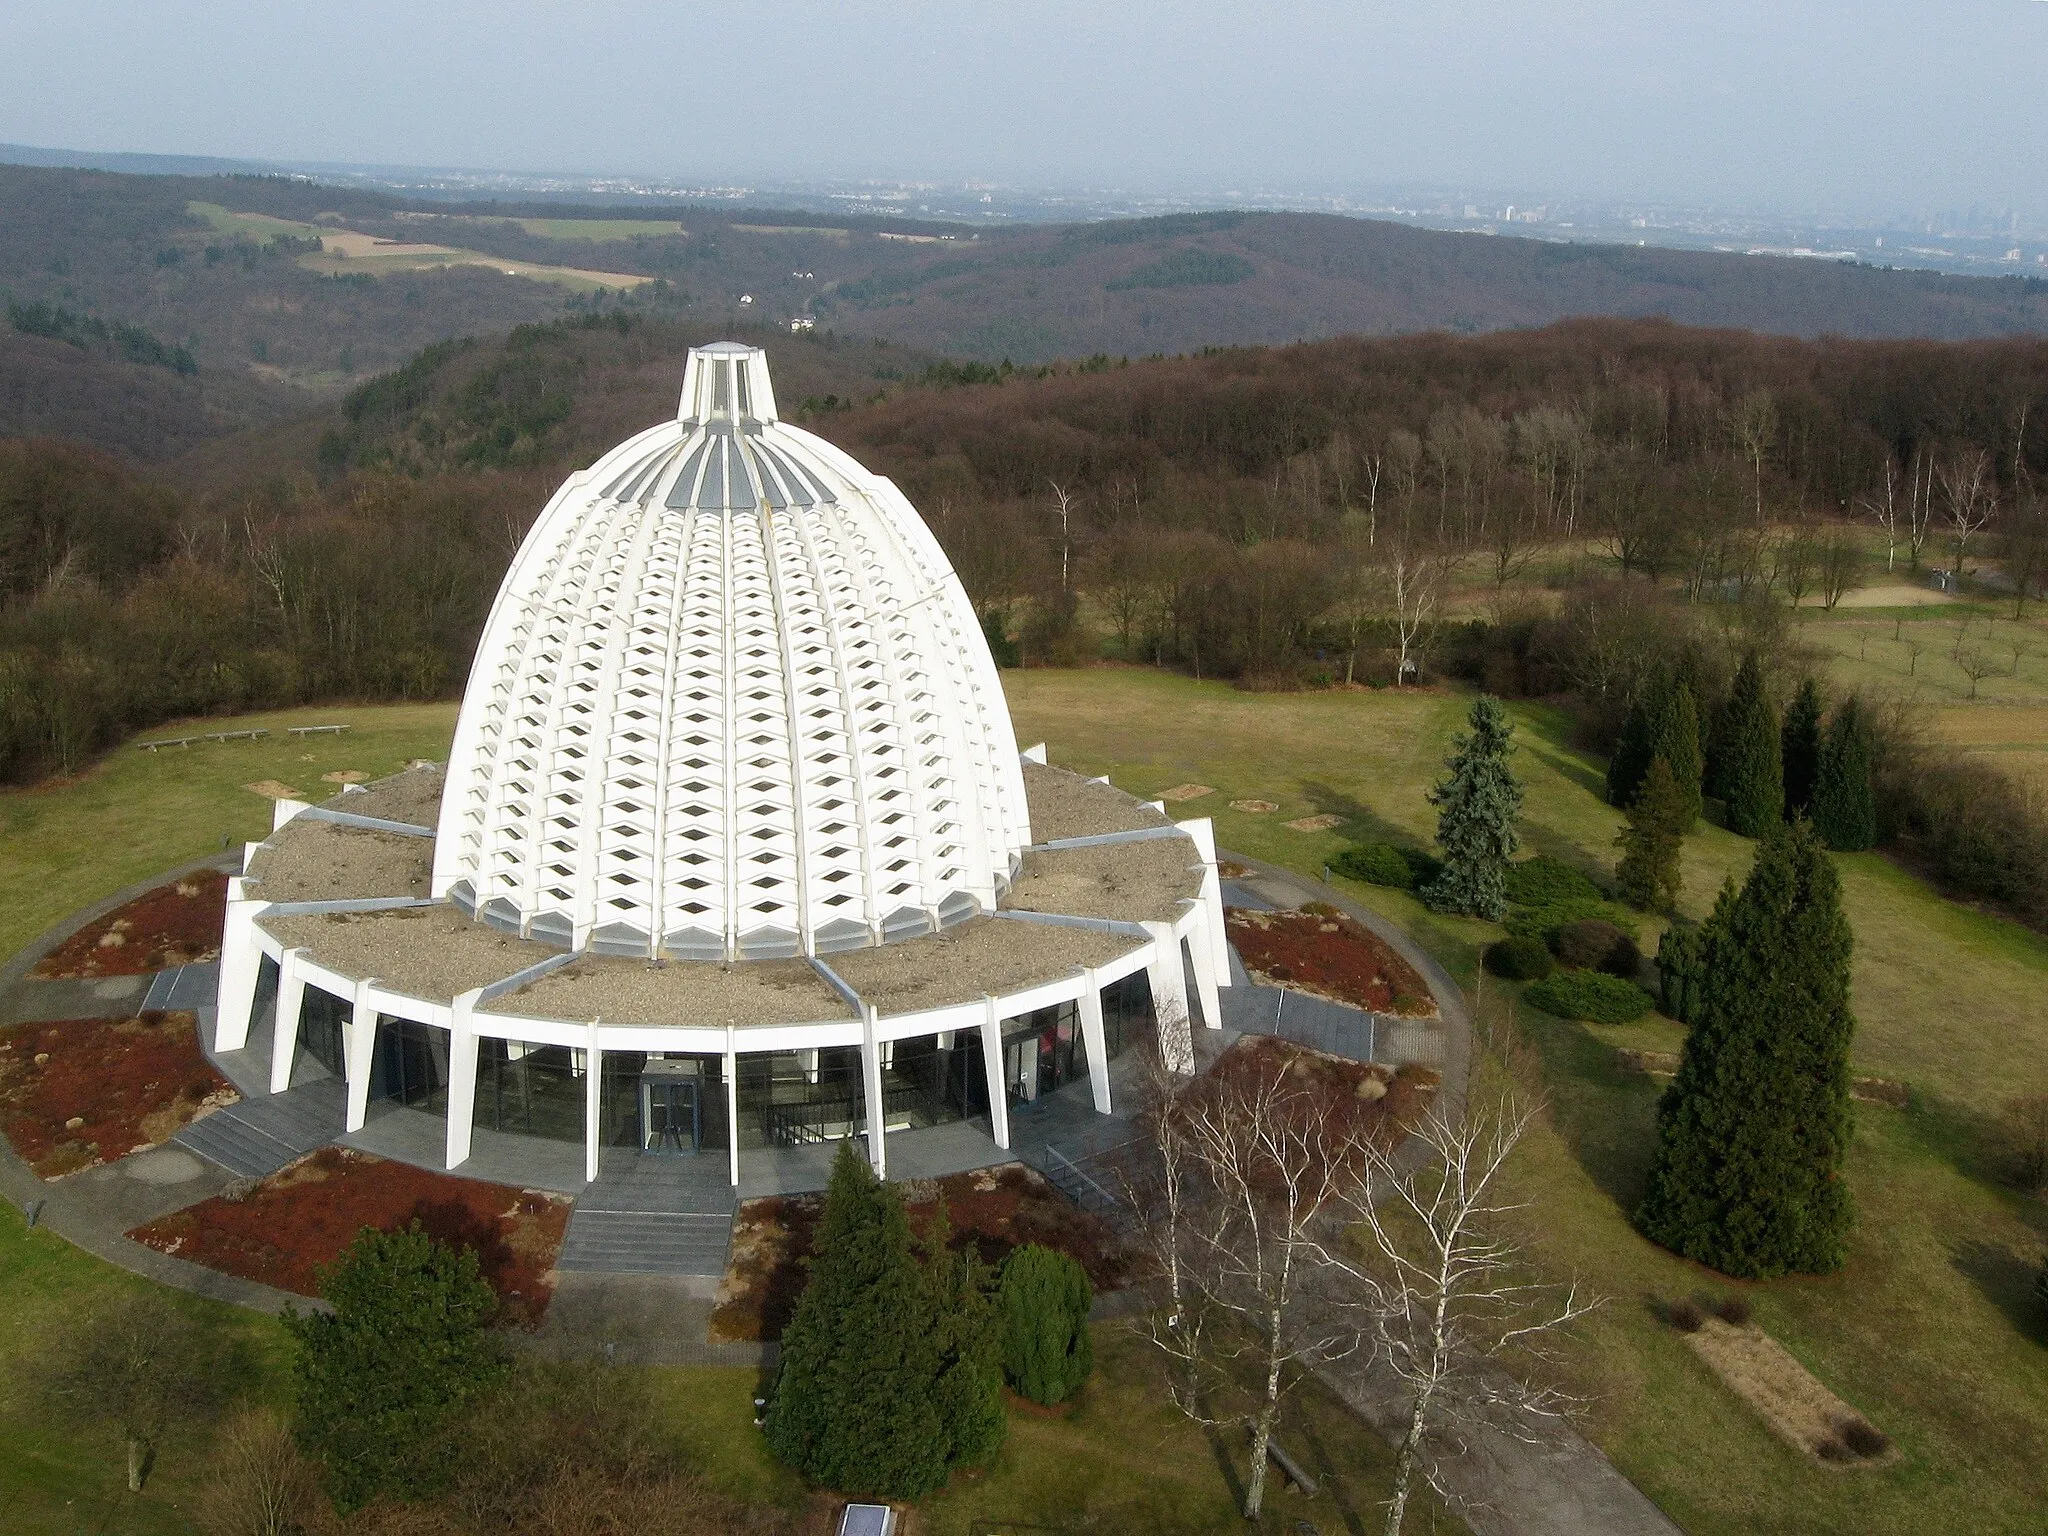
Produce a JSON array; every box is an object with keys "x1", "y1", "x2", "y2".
[
  {"x1": 483, "y1": 955, "x2": 855, "y2": 1030},
  {"x1": 1005, "y1": 835, "x2": 1203, "y2": 923},
  {"x1": 323, "y1": 763, "x2": 445, "y2": 829},
  {"x1": 247, "y1": 820, "x2": 433, "y2": 903},
  {"x1": 261, "y1": 904, "x2": 555, "y2": 997},
  {"x1": 1022, "y1": 761, "x2": 1171, "y2": 843},
  {"x1": 824, "y1": 916, "x2": 1142, "y2": 1014}
]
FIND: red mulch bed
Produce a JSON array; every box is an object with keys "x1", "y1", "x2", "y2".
[
  {"x1": 128, "y1": 1146, "x2": 572, "y2": 1326},
  {"x1": 32, "y1": 869, "x2": 229, "y2": 979},
  {"x1": 1227, "y1": 904, "x2": 1436, "y2": 1016},
  {"x1": 711, "y1": 1162, "x2": 1132, "y2": 1344},
  {"x1": 1216, "y1": 1032, "x2": 1438, "y2": 1138},
  {"x1": 0, "y1": 1011, "x2": 235, "y2": 1177}
]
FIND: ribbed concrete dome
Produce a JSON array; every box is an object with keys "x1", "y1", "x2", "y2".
[{"x1": 432, "y1": 342, "x2": 1030, "y2": 962}]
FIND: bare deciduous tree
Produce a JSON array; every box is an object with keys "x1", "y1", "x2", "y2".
[
  {"x1": 1317, "y1": 1093, "x2": 1598, "y2": 1536},
  {"x1": 1940, "y1": 450, "x2": 1997, "y2": 578},
  {"x1": 1859, "y1": 456, "x2": 1903, "y2": 573},
  {"x1": 1726, "y1": 390, "x2": 1778, "y2": 526},
  {"x1": 1817, "y1": 533, "x2": 1864, "y2": 611},
  {"x1": 196, "y1": 1409, "x2": 315, "y2": 1536}
]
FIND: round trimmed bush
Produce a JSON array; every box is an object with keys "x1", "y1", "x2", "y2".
[
  {"x1": 1331, "y1": 843, "x2": 1415, "y2": 890},
  {"x1": 1502, "y1": 855, "x2": 1603, "y2": 909},
  {"x1": 1550, "y1": 918, "x2": 1643, "y2": 978},
  {"x1": 1484, "y1": 936, "x2": 1554, "y2": 982},
  {"x1": 1524, "y1": 970, "x2": 1653, "y2": 1025},
  {"x1": 998, "y1": 1245, "x2": 1093, "y2": 1407}
]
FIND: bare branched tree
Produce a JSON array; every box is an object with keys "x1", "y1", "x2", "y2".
[
  {"x1": 1317, "y1": 1093, "x2": 1598, "y2": 1536},
  {"x1": 1940, "y1": 450, "x2": 1997, "y2": 577},
  {"x1": 196, "y1": 1409, "x2": 316, "y2": 1536},
  {"x1": 1858, "y1": 456, "x2": 1903, "y2": 573},
  {"x1": 1726, "y1": 390, "x2": 1778, "y2": 526}
]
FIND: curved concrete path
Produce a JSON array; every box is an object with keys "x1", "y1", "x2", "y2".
[{"x1": 1220, "y1": 850, "x2": 1680, "y2": 1536}]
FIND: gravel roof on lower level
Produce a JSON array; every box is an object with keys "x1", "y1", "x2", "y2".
[
  {"x1": 323, "y1": 763, "x2": 445, "y2": 829},
  {"x1": 1005, "y1": 835, "x2": 1203, "y2": 923},
  {"x1": 247, "y1": 820, "x2": 433, "y2": 904},
  {"x1": 482, "y1": 954, "x2": 855, "y2": 1031},
  {"x1": 1021, "y1": 761, "x2": 1171, "y2": 844},
  {"x1": 824, "y1": 915, "x2": 1143, "y2": 1015},
  {"x1": 261, "y1": 903, "x2": 556, "y2": 998}
]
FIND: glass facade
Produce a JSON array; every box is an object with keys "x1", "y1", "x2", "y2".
[
  {"x1": 475, "y1": 1039, "x2": 586, "y2": 1143},
  {"x1": 370, "y1": 1018, "x2": 449, "y2": 1116},
  {"x1": 298, "y1": 985, "x2": 348, "y2": 1077}
]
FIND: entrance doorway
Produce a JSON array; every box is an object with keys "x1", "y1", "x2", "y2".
[{"x1": 640, "y1": 1061, "x2": 704, "y2": 1155}]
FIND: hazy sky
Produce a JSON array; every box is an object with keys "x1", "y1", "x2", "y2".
[{"x1": 4, "y1": 1, "x2": 2045, "y2": 215}]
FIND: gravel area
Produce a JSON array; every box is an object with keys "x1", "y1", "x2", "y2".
[
  {"x1": 1022, "y1": 761, "x2": 1171, "y2": 843},
  {"x1": 824, "y1": 916, "x2": 1142, "y2": 1013},
  {"x1": 323, "y1": 763, "x2": 445, "y2": 829},
  {"x1": 261, "y1": 904, "x2": 557, "y2": 997},
  {"x1": 1004, "y1": 835, "x2": 1203, "y2": 923},
  {"x1": 247, "y1": 820, "x2": 433, "y2": 903},
  {"x1": 484, "y1": 955, "x2": 855, "y2": 1029}
]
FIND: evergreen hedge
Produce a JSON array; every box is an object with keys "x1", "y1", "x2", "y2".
[
  {"x1": 1501, "y1": 855, "x2": 1602, "y2": 907},
  {"x1": 1331, "y1": 842, "x2": 1419, "y2": 889},
  {"x1": 1524, "y1": 970, "x2": 1653, "y2": 1024},
  {"x1": 1483, "y1": 935, "x2": 1554, "y2": 981},
  {"x1": 1781, "y1": 678, "x2": 1824, "y2": 820},
  {"x1": 998, "y1": 1245, "x2": 1094, "y2": 1406},
  {"x1": 1635, "y1": 821, "x2": 1856, "y2": 1278}
]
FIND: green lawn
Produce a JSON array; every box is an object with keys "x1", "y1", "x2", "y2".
[{"x1": 7, "y1": 674, "x2": 2047, "y2": 1533}]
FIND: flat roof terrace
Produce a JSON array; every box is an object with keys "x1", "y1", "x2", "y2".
[
  {"x1": 482, "y1": 953, "x2": 855, "y2": 1030},
  {"x1": 261, "y1": 903, "x2": 556, "y2": 997},
  {"x1": 823, "y1": 915, "x2": 1144, "y2": 1016},
  {"x1": 245, "y1": 820, "x2": 432, "y2": 904}
]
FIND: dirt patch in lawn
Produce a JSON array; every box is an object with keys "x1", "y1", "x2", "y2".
[
  {"x1": 1226, "y1": 906, "x2": 1436, "y2": 1017},
  {"x1": 0, "y1": 1011, "x2": 235, "y2": 1177},
  {"x1": 128, "y1": 1146, "x2": 570, "y2": 1325},
  {"x1": 1684, "y1": 1316, "x2": 1898, "y2": 1466},
  {"x1": 710, "y1": 1162, "x2": 1132, "y2": 1344},
  {"x1": 1614, "y1": 1049, "x2": 1907, "y2": 1106},
  {"x1": 30, "y1": 870, "x2": 229, "y2": 979}
]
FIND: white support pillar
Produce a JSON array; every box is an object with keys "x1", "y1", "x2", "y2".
[
  {"x1": 445, "y1": 991, "x2": 482, "y2": 1171},
  {"x1": 860, "y1": 1004, "x2": 887, "y2": 1179},
  {"x1": 1077, "y1": 970, "x2": 1113, "y2": 1115},
  {"x1": 267, "y1": 948, "x2": 307, "y2": 1095},
  {"x1": 1143, "y1": 920, "x2": 1194, "y2": 1074},
  {"x1": 725, "y1": 1028, "x2": 741, "y2": 1188},
  {"x1": 799, "y1": 1047, "x2": 820, "y2": 1084},
  {"x1": 213, "y1": 888, "x2": 265, "y2": 1053},
  {"x1": 1186, "y1": 914, "x2": 1223, "y2": 1032},
  {"x1": 1179, "y1": 816, "x2": 1230, "y2": 980},
  {"x1": 343, "y1": 980, "x2": 379, "y2": 1133},
  {"x1": 981, "y1": 998, "x2": 1010, "y2": 1151},
  {"x1": 584, "y1": 1019, "x2": 603, "y2": 1185}
]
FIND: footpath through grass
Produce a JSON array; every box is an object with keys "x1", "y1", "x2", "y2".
[{"x1": 1004, "y1": 666, "x2": 2048, "y2": 1536}]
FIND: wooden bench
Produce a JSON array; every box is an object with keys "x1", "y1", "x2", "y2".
[
  {"x1": 136, "y1": 738, "x2": 196, "y2": 752},
  {"x1": 288, "y1": 724, "x2": 349, "y2": 736}
]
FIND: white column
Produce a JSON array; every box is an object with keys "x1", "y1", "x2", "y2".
[
  {"x1": 1179, "y1": 816, "x2": 1230, "y2": 980},
  {"x1": 1077, "y1": 971, "x2": 1112, "y2": 1115},
  {"x1": 213, "y1": 890, "x2": 265, "y2": 1052},
  {"x1": 343, "y1": 980, "x2": 379, "y2": 1133},
  {"x1": 725, "y1": 1029, "x2": 741, "y2": 1188},
  {"x1": 445, "y1": 991, "x2": 482, "y2": 1171},
  {"x1": 1143, "y1": 920, "x2": 1194, "y2": 1074},
  {"x1": 799, "y1": 1047, "x2": 820, "y2": 1084},
  {"x1": 267, "y1": 948, "x2": 307, "y2": 1095},
  {"x1": 981, "y1": 998, "x2": 1010, "y2": 1151},
  {"x1": 861, "y1": 1004, "x2": 887, "y2": 1178},
  {"x1": 584, "y1": 1019, "x2": 603, "y2": 1185},
  {"x1": 1186, "y1": 914, "x2": 1223, "y2": 1032}
]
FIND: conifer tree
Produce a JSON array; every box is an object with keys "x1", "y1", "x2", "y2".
[
  {"x1": 765, "y1": 1143, "x2": 950, "y2": 1497},
  {"x1": 1648, "y1": 680, "x2": 1705, "y2": 830},
  {"x1": 1635, "y1": 821, "x2": 1856, "y2": 1278},
  {"x1": 1811, "y1": 696, "x2": 1877, "y2": 852},
  {"x1": 1605, "y1": 679, "x2": 1660, "y2": 809},
  {"x1": 1423, "y1": 696, "x2": 1524, "y2": 920},
  {"x1": 1615, "y1": 756, "x2": 1687, "y2": 910},
  {"x1": 998, "y1": 1244, "x2": 1095, "y2": 1406},
  {"x1": 1714, "y1": 654, "x2": 1784, "y2": 837},
  {"x1": 923, "y1": 1203, "x2": 1008, "y2": 1467},
  {"x1": 1781, "y1": 678, "x2": 1824, "y2": 820}
]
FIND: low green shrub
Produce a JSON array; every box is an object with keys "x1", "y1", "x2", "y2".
[
  {"x1": 1331, "y1": 842, "x2": 1434, "y2": 890},
  {"x1": 1524, "y1": 969, "x2": 1653, "y2": 1025},
  {"x1": 1503, "y1": 897, "x2": 1640, "y2": 947},
  {"x1": 1502, "y1": 855, "x2": 1603, "y2": 908},
  {"x1": 1551, "y1": 918, "x2": 1643, "y2": 978},
  {"x1": 1483, "y1": 936, "x2": 1554, "y2": 981},
  {"x1": 998, "y1": 1245, "x2": 1093, "y2": 1407}
]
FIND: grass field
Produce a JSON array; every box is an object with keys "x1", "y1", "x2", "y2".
[
  {"x1": 425, "y1": 214, "x2": 688, "y2": 242},
  {"x1": 185, "y1": 203, "x2": 650, "y2": 294},
  {"x1": 6, "y1": 671, "x2": 2047, "y2": 1533}
]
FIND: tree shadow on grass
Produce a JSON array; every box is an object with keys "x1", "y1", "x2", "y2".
[
  {"x1": 1289, "y1": 1404, "x2": 1369, "y2": 1536},
  {"x1": 1515, "y1": 1008, "x2": 1662, "y2": 1214},
  {"x1": 1519, "y1": 736, "x2": 1609, "y2": 803},
  {"x1": 1950, "y1": 1237, "x2": 2048, "y2": 1347},
  {"x1": 1297, "y1": 780, "x2": 1419, "y2": 853}
]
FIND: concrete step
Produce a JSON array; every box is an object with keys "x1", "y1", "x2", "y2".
[
  {"x1": 174, "y1": 1108, "x2": 301, "y2": 1178},
  {"x1": 557, "y1": 1209, "x2": 733, "y2": 1276},
  {"x1": 172, "y1": 1078, "x2": 345, "y2": 1178}
]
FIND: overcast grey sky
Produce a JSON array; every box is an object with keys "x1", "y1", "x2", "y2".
[{"x1": 3, "y1": 1, "x2": 2044, "y2": 215}]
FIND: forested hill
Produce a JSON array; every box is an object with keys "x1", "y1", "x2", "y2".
[{"x1": 10, "y1": 163, "x2": 2048, "y2": 467}]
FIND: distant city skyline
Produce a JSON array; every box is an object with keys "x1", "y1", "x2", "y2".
[{"x1": 4, "y1": 1, "x2": 2046, "y2": 222}]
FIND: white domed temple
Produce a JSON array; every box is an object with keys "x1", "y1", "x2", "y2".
[{"x1": 211, "y1": 344, "x2": 1228, "y2": 1188}]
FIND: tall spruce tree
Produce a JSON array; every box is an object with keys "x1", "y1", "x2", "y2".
[
  {"x1": 1811, "y1": 697, "x2": 1877, "y2": 852},
  {"x1": 1615, "y1": 755, "x2": 1687, "y2": 911},
  {"x1": 922, "y1": 1203, "x2": 1008, "y2": 1467},
  {"x1": 1649, "y1": 680, "x2": 1705, "y2": 830},
  {"x1": 1781, "y1": 678, "x2": 1824, "y2": 820},
  {"x1": 765, "y1": 1144, "x2": 951, "y2": 1497},
  {"x1": 1714, "y1": 654, "x2": 1784, "y2": 837},
  {"x1": 1635, "y1": 821, "x2": 1856, "y2": 1278},
  {"x1": 1423, "y1": 696, "x2": 1524, "y2": 920}
]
